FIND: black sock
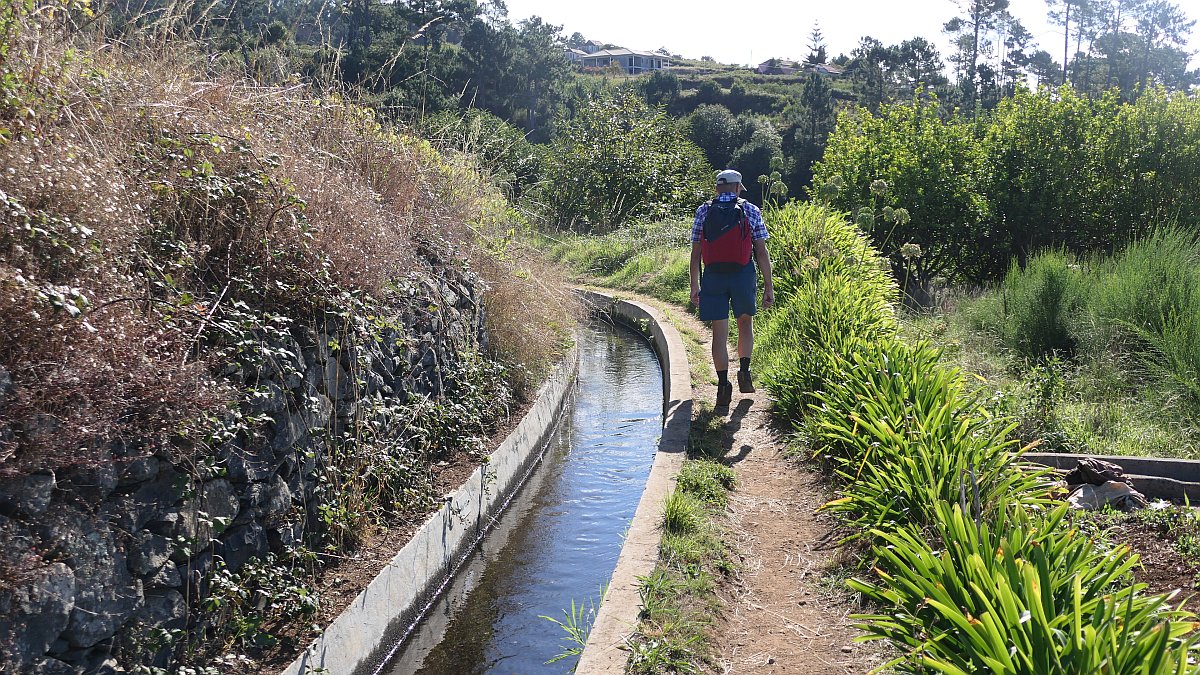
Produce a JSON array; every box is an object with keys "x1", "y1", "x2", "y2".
[
  {"x1": 717, "y1": 369, "x2": 729, "y2": 384},
  {"x1": 740, "y1": 357, "x2": 750, "y2": 373}
]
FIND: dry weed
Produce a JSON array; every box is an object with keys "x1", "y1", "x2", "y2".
[{"x1": 0, "y1": 23, "x2": 576, "y2": 476}]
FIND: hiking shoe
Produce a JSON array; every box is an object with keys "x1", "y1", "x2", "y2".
[
  {"x1": 738, "y1": 370, "x2": 755, "y2": 394},
  {"x1": 716, "y1": 380, "x2": 733, "y2": 407}
]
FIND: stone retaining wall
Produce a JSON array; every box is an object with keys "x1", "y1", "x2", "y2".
[{"x1": 0, "y1": 267, "x2": 488, "y2": 674}]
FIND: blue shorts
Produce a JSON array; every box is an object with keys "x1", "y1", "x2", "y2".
[{"x1": 699, "y1": 264, "x2": 757, "y2": 321}]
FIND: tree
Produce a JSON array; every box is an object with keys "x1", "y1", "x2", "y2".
[
  {"x1": 731, "y1": 114, "x2": 785, "y2": 205},
  {"x1": 695, "y1": 79, "x2": 723, "y2": 105},
  {"x1": 845, "y1": 37, "x2": 892, "y2": 112},
  {"x1": 813, "y1": 98, "x2": 991, "y2": 282},
  {"x1": 782, "y1": 72, "x2": 837, "y2": 190},
  {"x1": 567, "y1": 31, "x2": 588, "y2": 49},
  {"x1": 397, "y1": 0, "x2": 482, "y2": 51},
  {"x1": 459, "y1": 18, "x2": 522, "y2": 118},
  {"x1": 805, "y1": 22, "x2": 827, "y2": 65},
  {"x1": 944, "y1": 0, "x2": 1012, "y2": 111},
  {"x1": 540, "y1": 92, "x2": 712, "y2": 231},
  {"x1": 1046, "y1": 0, "x2": 1088, "y2": 84},
  {"x1": 640, "y1": 70, "x2": 681, "y2": 107},
  {"x1": 514, "y1": 16, "x2": 571, "y2": 138},
  {"x1": 1131, "y1": 0, "x2": 1195, "y2": 94},
  {"x1": 892, "y1": 37, "x2": 949, "y2": 95},
  {"x1": 688, "y1": 104, "x2": 739, "y2": 169}
]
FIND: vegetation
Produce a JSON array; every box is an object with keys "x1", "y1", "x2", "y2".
[
  {"x1": 68, "y1": 0, "x2": 1196, "y2": 232},
  {"x1": 0, "y1": 6, "x2": 577, "y2": 671},
  {"x1": 628, "y1": 403, "x2": 735, "y2": 675},
  {"x1": 915, "y1": 226, "x2": 1200, "y2": 459},
  {"x1": 815, "y1": 88, "x2": 1200, "y2": 284},
  {"x1": 752, "y1": 203, "x2": 1200, "y2": 673},
  {"x1": 550, "y1": 202, "x2": 1200, "y2": 672},
  {"x1": 539, "y1": 92, "x2": 711, "y2": 232}
]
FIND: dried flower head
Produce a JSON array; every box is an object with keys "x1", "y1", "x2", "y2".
[{"x1": 900, "y1": 242, "x2": 923, "y2": 261}]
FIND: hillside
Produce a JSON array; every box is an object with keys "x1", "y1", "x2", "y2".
[{"x1": 0, "y1": 7, "x2": 577, "y2": 673}]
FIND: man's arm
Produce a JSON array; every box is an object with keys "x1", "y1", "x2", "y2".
[
  {"x1": 690, "y1": 242, "x2": 703, "y2": 307},
  {"x1": 754, "y1": 239, "x2": 774, "y2": 309}
]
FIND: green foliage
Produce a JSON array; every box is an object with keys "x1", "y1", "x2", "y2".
[
  {"x1": 188, "y1": 553, "x2": 319, "y2": 662},
  {"x1": 540, "y1": 92, "x2": 712, "y2": 231},
  {"x1": 675, "y1": 460, "x2": 735, "y2": 509},
  {"x1": 757, "y1": 203, "x2": 898, "y2": 421},
  {"x1": 978, "y1": 228, "x2": 1200, "y2": 406},
  {"x1": 811, "y1": 338, "x2": 1053, "y2": 535},
  {"x1": 998, "y1": 249, "x2": 1084, "y2": 359},
  {"x1": 686, "y1": 104, "x2": 737, "y2": 170},
  {"x1": 754, "y1": 194, "x2": 1198, "y2": 671},
  {"x1": 662, "y1": 490, "x2": 704, "y2": 535},
  {"x1": 850, "y1": 503, "x2": 1200, "y2": 674},
  {"x1": 421, "y1": 108, "x2": 544, "y2": 199},
  {"x1": 813, "y1": 96, "x2": 991, "y2": 282},
  {"x1": 816, "y1": 87, "x2": 1200, "y2": 283},
  {"x1": 540, "y1": 587, "x2": 605, "y2": 671},
  {"x1": 541, "y1": 219, "x2": 693, "y2": 305}
]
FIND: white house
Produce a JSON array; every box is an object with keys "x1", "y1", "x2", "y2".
[{"x1": 577, "y1": 48, "x2": 669, "y2": 74}]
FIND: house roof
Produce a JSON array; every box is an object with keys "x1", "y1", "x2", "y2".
[{"x1": 582, "y1": 48, "x2": 662, "y2": 59}]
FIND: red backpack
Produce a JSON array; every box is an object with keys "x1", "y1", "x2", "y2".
[{"x1": 701, "y1": 198, "x2": 753, "y2": 272}]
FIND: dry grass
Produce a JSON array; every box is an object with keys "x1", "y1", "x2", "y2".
[{"x1": 0, "y1": 19, "x2": 579, "y2": 475}]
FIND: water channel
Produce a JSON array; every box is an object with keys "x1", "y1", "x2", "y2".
[{"x1": 381, "y1": 318, "x2": 664, "y2": 674}]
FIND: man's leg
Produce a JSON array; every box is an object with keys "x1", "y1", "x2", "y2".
[
  {"x1": 735, "y1": 314, "x2": 756, "y2": 393},
  {"x1": 711, "y1": 318, "x2": 730, "y2": 372},
  {"x1": 736, "y1": 314, "x2": 753, "y2": 360},
  {"x1": 712, "y1": 317, "x2": 734, "y2": 406},
  {"x1": 728, "y1": 264, "x2": 759, "y2": 395}
]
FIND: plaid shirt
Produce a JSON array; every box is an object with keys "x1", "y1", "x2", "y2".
[{"x1": 691, "y1": 194, "x2": 769, "y2": 243}]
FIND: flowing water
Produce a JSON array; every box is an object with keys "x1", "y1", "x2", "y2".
[{"x1": 381, "y1": 318, "x2": 664, "y2": 675}]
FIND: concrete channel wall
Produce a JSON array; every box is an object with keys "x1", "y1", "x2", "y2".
[
  {"x1": 576, "y1": 291, "x2": 693, "y2": 674},
  {"x1": 282, "y1": 344, "x2": 580, "y2": 675},
  {"x1": 1026, "y1": 452, "x2": 1200, "y2": 502}
]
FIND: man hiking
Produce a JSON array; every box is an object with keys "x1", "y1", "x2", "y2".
[{"x1": 690, "y1": 169, "x2": 775, "y2": 408}]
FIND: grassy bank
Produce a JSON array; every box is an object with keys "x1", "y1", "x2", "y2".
[
  {"x1": 627, "y1": 405, "x2": 736, "y2": 673},
  {"x1": 907, "y1": 228, "x2": 1200, "y2": 460}
]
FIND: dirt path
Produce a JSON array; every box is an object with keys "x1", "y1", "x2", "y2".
[
  {"x1": 705, "y1": 396, "x2": 885, "y2": 674},
  {"x1": 629, "y1": 295, "x2": 888, "y2": 674}
]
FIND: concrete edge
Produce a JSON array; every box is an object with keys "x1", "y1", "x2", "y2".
[
  {"x1": 1025, "y1": 452, "x2": 1200, "y2": 502},
  {"x1": 575, "y1": 290, "x2": 693, "y2": 674},
  {"x1": 282, "y1": 344, "x2": 580, "y2": 675}
]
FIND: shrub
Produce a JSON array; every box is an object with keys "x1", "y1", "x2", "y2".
[
  {"x1": 999, "y1": 249, "x2": 1084, "y2": 359},
  {"x1": 816, "y1": 88, "x2": 1200, "y2": 284},
  {"x1": 812, "y1": 97, "x2": 991, "y2": 282},
  {"x1": 811, "y1": 339, "x2": 1052, "y2": 534},
  {"x1": 758, "y1": 203, "x2": 898, "y2": 422},
  {"x1": 1075, "y1": 226, "x2": 1200, "y2": 402},
  {"x1": 850, "y1": 503, "x2": 1200, "y2": 674},
  {"x1": 758, "y1": 281, "x2": 897, "y2": 424},
  {"x1": 540, "y1": 91, "x2": 712, "y2": 232}
]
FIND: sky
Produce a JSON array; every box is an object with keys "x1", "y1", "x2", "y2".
[{"x1": 502, "y1": 0, "x2": 1200, "y2": 72}]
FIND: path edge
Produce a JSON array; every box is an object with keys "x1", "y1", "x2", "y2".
[
  {"x1": 281, "y1": 342, "x2": 580, "y2": 675},
  {"x1": 576, "y1": 290, "x2": 693, "y2": 674}
]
